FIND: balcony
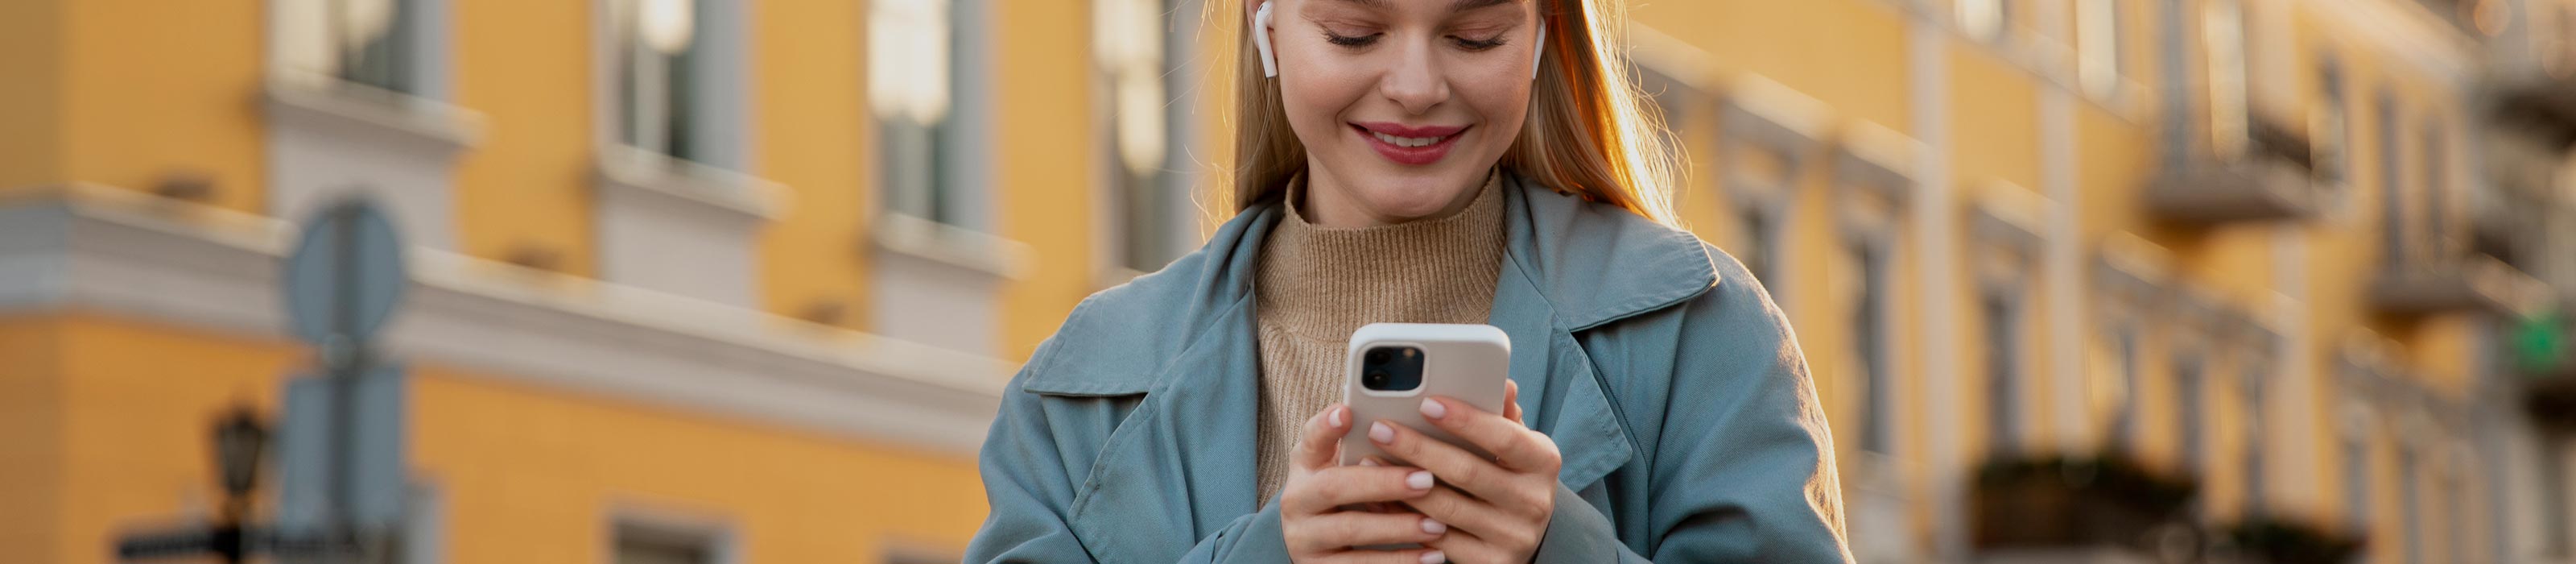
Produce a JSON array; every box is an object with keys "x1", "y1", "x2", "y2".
[
  {"x1": 2531, "y1": 363, "x2": 2576, "y2": 433},
  {"x1": 2483, "y1": 30, "x2": 2576, "y2": 149},
  {"x1": 2366, "y1": 254, "x2": 2549, "y2": 317},
  {"x1": 2144, "y1": 115, "x2": 2321, "y2": 225}
]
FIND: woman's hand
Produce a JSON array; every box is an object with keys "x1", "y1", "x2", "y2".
[
  {"x1": 1372, "y1": 381, "x2": 1560, "y2": 564},
  {"x1": 1280, "y1": 404, "x2": 1452, "y2": 564}
]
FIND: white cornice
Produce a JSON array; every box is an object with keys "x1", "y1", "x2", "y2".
[{"x1": 0, "y1": 184, "x2": 1008, "y2": 457}]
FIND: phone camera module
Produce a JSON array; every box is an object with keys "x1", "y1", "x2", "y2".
[{"x1": 1358, "y1": 346, "x2": 1425, "y2": 392}]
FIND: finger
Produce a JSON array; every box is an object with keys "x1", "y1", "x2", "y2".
[
  {"x1": 1419, "y1": 396, "x2": 1561, "y2": 473},
  {"x1": 1424, "y1": 530, "x2": 1508, "y2": 564},
  {"x1": 1295, "y1": 404, "x2": 1352, "y2": 471},
  {"x1": 1284, "y1": 465, "x2": 1436, "y2": 515},
  {"x1": 1502, "y1": 380, "x2": 1522, "y2": 425},
  {"x1": 1366, "y1": 420, "x2": 1518, "y2": 503},
  {"x1": 1288, "y1": 511, "x2": 1447, "y2": 554},
  {"x1": 1352, "y1": 457, "x2": 1404, "y2": 513},
  {"x1": 1397, "y1": 485, "x2": 1517, "y2": 541},
  {"x1": 1315, "y1": 547, "x2": 1449, "y2": 564}
]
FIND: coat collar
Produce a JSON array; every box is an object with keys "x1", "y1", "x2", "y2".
[{"x1": 1022, "y1": 176, "x2": 1719, "y2": 560}]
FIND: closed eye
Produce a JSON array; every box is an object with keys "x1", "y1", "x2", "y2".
[
  {"x1": 1451, "y1": 35, "x2": 1508, "y2": 51},
  {"x1": 1324, "y1": 31, "x2": 1383, "y2": 48}
]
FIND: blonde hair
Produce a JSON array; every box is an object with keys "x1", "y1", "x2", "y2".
[{"x1": 1220, "y1": 0, "x2": 1682, "y2": 226}]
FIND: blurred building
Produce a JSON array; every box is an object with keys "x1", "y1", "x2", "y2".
[
  {"x1": 1615, "y1": 0, "x2": 2576, "y2": 562},
  {"x1": 4, "y1": 1, "x2": 2576, "y2": 564}
]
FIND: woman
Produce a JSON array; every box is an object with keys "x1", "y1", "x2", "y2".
[{"x1": 966, "y1": 0, "x2": 1850, "y2": 562}]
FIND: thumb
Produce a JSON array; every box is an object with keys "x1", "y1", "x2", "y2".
[{"x1": 1293, "y1": 404, "x2": 1350, "y2": 470}]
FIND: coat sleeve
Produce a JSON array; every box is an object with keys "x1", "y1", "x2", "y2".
[
  {"x1": 963, "y1": 372, "x2": 1296, "y2": 564},
  {"x1": 1534, "y1": 268, "x2": 1853, "y2": 563}
]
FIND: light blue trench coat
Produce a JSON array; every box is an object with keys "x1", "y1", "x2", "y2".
[{"x1": 965, "y1": 175, "x2": 1854, "y2": 563}]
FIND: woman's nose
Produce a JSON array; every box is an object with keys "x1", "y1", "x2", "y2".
[{"x1": 1377, "y1": 40, "x2": 1450, "y2": 115}]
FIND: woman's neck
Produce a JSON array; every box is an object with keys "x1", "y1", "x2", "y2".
[{"x1": 1298, "y1": 166, "x2": 1492, "y2": 228}]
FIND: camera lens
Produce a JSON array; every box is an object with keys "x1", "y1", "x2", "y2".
[
  {"x1": 1364, "y1": 371, "x2": 1389, "y2": 388},
  {"x1": 1365, "y1": 349, "x2": 1391, "y2": 365}
]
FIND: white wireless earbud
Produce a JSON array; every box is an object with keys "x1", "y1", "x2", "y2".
[
  {"x1": 1254, "y1": 1, "x2": 1280, "y2": 78},
  {"x1": 1532, "y1": 19, "x2": 1546, "y2": 80}
]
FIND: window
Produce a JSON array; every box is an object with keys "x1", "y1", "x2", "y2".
[
  {"x1": 2547, "y1": 438, "x2": 2573, "y2": 554},
  {"x1": 275, "y1": 0, "x2": 421, "y2": 93},
  {"x1": 2422, "y1": 119, "x2": 2448, "y2": 256},
  {"x1": 2401, "y1": 446, "x2": 2421, "y2": 564},
  {"x1": 2109, "y1": 326, "x2": 2141, "y2": 450},
  {"x1": 614, "y1": 521, "x2": 721, "y2": 564},
  {"x1": 2077, "y1": 0, "x2": 2125, "y2": 99},
  {"x1": 873, "y1": 0, "x2": 965, "y2": 225},
  {"x1": 2380, "y1": 93, "x2": 2405, "y2": 267},
  {"x1": 2316, "y1": 58, "x2": 2349, "y2": 179},
  {"x1": 1984, "y1": 292, "x2": 2021, "y2": 454},
  {"x1": 1740, "y1": 206, "x2": 1777, "y2": 287},
  {"x1": 613, "y1": 0, "x2": 710, "y2": 162},
  {"x1": 2446, "y1": 469, "x2": 2467, "y2": 564},
  {"x1": 1853, "y1": 240, "x2": 1893, "y2": 454},
  {"x1": 2343, "y1": 419, "x2": 2372, "y2": 532},
  {"x1": 2241, "y1": 358, "x2": 2268, "y2": 516},
  {"x1": 2202, "y1": 0, "x2": 2250, "y2": 156},
  {"x1": 1095, "y1": 0, "x2": 1186, "y2": 272},
  {"x1": 2176, "y1": 354, "x2": 2206, "y2": 472}
]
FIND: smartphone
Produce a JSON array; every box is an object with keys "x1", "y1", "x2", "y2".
[{"x1": 1338, "y1": 322, "x2": 1513, "y2": 467}]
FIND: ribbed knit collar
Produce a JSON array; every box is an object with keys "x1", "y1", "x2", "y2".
[{"x1": 1253, "y1": 170, "x2": 1508, "y2": 342}]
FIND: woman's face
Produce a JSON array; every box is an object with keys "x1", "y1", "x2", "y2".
[{"x1": 1261, "y1": 0, "x2": 1542, "y2": 226}]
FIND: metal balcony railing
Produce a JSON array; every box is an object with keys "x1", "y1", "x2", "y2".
[
  {"x1": 2145, "y1": 114, "x2": 2322, "y2": 225},
  {"x1": 2367, "y1": 253, "x2": 2549, "y2": 317}
]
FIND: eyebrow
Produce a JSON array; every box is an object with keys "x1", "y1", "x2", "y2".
[{"x1": 1324, "y1": 0, "x2": 1521, "y2": 12}]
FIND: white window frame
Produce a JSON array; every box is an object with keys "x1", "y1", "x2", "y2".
[
  {"x1": 2380, "y1": 91, "x2": 2409, "y2": 268},
  {"x1": 2092, "y1": 240, "x2": 2169, "y2": 454},
  {"x1": 2312, "y1": 54, "x2": 2355, "y2": 219},
  {"x1": 2076, "y1": 0, "x2": 2126, "y2": 102},
  {"x1": 1716, "y1": 76, "x2": 1826, "y2": 309},
  {"x1": 597, "y1": 0, "x2": 751, "y2": 172},
  {"x1": 1970, "y1": 185, "x2": 2043, "y2": 456},
  {"x1": 871, "y1": 0, "x2": 995, "y2": 231},
  {"x1": 1092, "y1": 0, "x2": 1203, "y2": 284},
  {"x1": 262, "y1": 0, "x2": 481, "y2": 251},
  {"x1": 2340, "y1": 399, "x2": 2378, "y2": 534},
  {"x1": 269, "y1": 0, "x2": 451, "y2": 97},
  {"x1": 608, "y1": 509, "x2": 740, "y2": 564},
  {"x1": 2235, "y1": 329, "x2": 2275, "y2": 517}
]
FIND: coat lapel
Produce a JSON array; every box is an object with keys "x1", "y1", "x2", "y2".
[
  {"x1": 1063, "y1": 296, "x2": 1265, "y2": 562},
  {"x1": 1488, "y1": 247, "x2": 1638, "y2": 491}
]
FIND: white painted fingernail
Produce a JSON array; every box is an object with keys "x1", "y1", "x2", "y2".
[
  {"x1": 1328, "y1": 406, "x2": 1344, "y2": 427},
  {"x1": 1420, "y1": 549, "x2": 1446, "y2": 564},
  {"x1": 1420, "y1": 518, "x2": 1447, "y2": 534},
  {"x1": 1419, "y1": 397, "x2": 1447, "y2": 419},
  {"x1": 1370, "y1": 421, "x2": 1394, "y2": 444},
  {"x1": 1406, "y1": 471, "x2": 1434, "y2": 490},
  {"x1": 1360, "y1": 458, "x2": 1380, "y2": 467}
]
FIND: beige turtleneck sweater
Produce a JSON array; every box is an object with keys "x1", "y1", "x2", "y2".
[{"x1": 1252, "y1": 171, "x2": 1508, "y2": 503}]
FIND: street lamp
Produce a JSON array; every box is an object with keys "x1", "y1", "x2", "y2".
[{"x1": 212, "y1": 404, "x2": 270, "y2": 519}]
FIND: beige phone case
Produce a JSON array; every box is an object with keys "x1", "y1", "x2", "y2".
[{"x1": 1337, "y1": 322, "x2": 1513, "y2": 467}]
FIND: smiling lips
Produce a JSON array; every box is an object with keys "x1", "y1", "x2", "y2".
[{"x1": 1351, "y1": 122, "x2": 1468, "y2": 165}]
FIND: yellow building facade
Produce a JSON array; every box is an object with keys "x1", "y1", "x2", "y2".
[
  {"x1": 6, "y1": 0, "x2": 2576, "y2": 563},
  {"x1": 1614, "y1": 0, "x2": 2576, "y2": 562}
]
